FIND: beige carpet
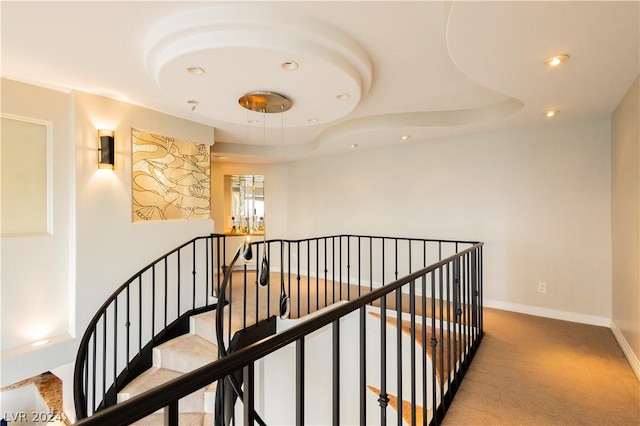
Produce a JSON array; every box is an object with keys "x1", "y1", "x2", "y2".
[{"x1": 443, "y1": 308, "x2": 640, "y2": 426}]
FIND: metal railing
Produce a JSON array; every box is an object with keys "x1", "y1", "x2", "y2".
[
  {"x1": 73, "y1": 234, "x2": 226, "y2": 419},
  {"x1": 74, "y1": 234, "x2": 483, "y2": 425}
]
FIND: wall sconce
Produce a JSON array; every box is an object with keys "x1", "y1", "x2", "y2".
[{"x1": 98, "y1": 129, "x2": 115, "y2": 169}]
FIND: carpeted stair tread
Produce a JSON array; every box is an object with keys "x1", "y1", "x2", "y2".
[
  {"x1": 118, "y1": 367, "x2": 208, "y2": 413},
  {"x1": 153, "y1": 333, "x2": 218, "y2": 373},
  {"x1": 119, "y1": 367, "x2": 184, "y2": 398}
]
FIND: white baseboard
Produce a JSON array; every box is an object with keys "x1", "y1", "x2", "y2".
[
  {"x1": 483, "y1": 299, "x2": 611, "y2": 327},
  {"x1": 611, "y1": 320, "x2": 640, "y2": 381}
]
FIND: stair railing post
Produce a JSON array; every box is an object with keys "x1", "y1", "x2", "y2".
[
  {"x1": 243, "y1": 362, "x2": 255, "y2": 426},
  {"x1": 164, "y1": 400, "x2": 178, "y2": 426}
]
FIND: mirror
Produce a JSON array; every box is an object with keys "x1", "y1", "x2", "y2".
[{"x1": 228, "y1": 175, "x2": 264, "y2": 234}]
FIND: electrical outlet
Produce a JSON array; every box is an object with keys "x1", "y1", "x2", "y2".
[{"x1": 537, "y1": 281, "x2": 547, "y2": 294}]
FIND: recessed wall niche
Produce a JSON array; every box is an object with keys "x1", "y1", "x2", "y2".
[
  {"x1": 1, "y1": 115, "x2": 51, "y2": 236},
  {"x1": 224, "y1": 174, "x2": 264, "y2": 234}
]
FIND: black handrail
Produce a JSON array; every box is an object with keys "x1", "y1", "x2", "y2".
[
  {"x1": 74, "y1": 234, "x2": 226, "y2": 419},
  {"x1": 75, "y1": 239, "x2": 483, "y2": 425}
]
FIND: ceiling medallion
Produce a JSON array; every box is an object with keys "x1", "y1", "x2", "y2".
[{"x1": 238, "y1": 91, "x2": 292, "y2": 113}]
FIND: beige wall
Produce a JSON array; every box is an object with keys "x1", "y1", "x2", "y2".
[
  {"x1": 611, "y1": 74, "x2": 640, "y2": 378},
  {"x1": 0, "y1": 80, "x2": 217, "y2": 390},
  {"x1": 1, "y1": 79, "x2": 75, "y2": 386},
  {"x1": 285, "y1": 119, "x2": 612, "y2": 325},
  {"x1": 73, "y1": 90, "x2": 215, "y2": 333}
]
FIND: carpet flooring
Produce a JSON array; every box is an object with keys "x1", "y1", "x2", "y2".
[{"x1": 442, "y1": 308, "x2": 640, "y2": 426}]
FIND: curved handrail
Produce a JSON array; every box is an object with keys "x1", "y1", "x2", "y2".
[
  {"x1": 74, "y1": 234, "x2": 225, "y2": 419},
  {"x1": 74, "y1": 233, "x2": 482, "y2": 423},
  {"x1": 74, "y1": 241, "x2": 484, "y2": 426}
]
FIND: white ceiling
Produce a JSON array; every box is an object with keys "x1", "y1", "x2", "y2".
[{"x1": 2, "y1": 1, "x2": 639, "y2": 162}]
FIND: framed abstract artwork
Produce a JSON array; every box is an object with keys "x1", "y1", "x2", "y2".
[{"x1": 131, "y1": 128, "x2": 210, "y2": 222}]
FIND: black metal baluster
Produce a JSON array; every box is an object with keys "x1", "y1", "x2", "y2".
[
  {"x1": 369, "y1": 237, "x2": 373, "y2": 294},
  {"x1": 410, "y1": 277, "x2": 416, "y2": 426},
  {"x1": 102, "y1": 315, "x2": 107, "y2": 407},
  {"x1": 138, "y1": 276, "x2": 142, "y2": 353},
  {"x1": 164, "y1": 258, "x2": 168, "y2": 328},
  {"x1": 307, "y1": 240, "x2": 310, "y2": 315},
  {"x1": 357, "y1": 236, "x2": 362, "y2": 298},
  {"x1": 359, "y1": 306, "x2": 367, "y2": 425},
  {"x1": 380, "y1": 237, "x2": 388, "y2": 425},
  {"x1": 395, "y1": 287, "x2": 402, "y2": 426},
  {"x1": 438, "y1": 265, "x2": 445, "y2": 411},
  {"x1": 177, "y1": 250, "x2": 181, "y2": 318},
  {"x1": 192, "y1": 241, "x2": 197, "y2": 310},
  {"x1": 83, "y1": 350, "x2": 89, "y2": 416},
  {"x1": 287, "y1": 241, "x2": 292, "y2": 312},
  {"x1": 297, "y1": 242, "x2": 301, "y2": 318},
  {"x1": 296, "y1": 338, "x2": 305, "y2": 426},
  {"x1": 114, "y1": 298, "x2": 118, "y2": 388},
  {"x1": 431, "y1": 271, "x2": 438, "y2": 425},
  {"x1": 453, "y1": 258, "x2": 460, "y2": 382},
  {"x1": 394, "y1": 238, "x2": 398, "y2": 281},
  {"x1": 92, "y1": 326, "x2": 97, "y2": 414},
  {"x1": 332, "y1": 320, "x2": 340, "y2": 426},
  {"x1": 445, "y1": 262, "x2": 452, "y2": 396},
  {"x1": 243, "y1": 363, "x2": 255, "y2": 425},
  {"x1": 347, "y1": 236, "x2": 351, "y2": 301},
  {"x1": 126, "y1": 286, "x2": 131, "y2": 367},
  {"x1": 316, "y1": 239, "x2": 320, "y2": 312},
  {"x1": 243, "y1": 261, "x2": 248, "y2": 328},
  {"x1": 479, "y1": 246, "x2": 484, "y2": 334},
  {"x1": 324, "y1": 238, "x2": 328, "y2": 308},
  {"x1": 165, "y1": 400, "x2": 178, "y2": 426},
  {"x1": 256, "y1": 243, "x2": 261, "y2": 320},
  {"x1": 152, "y1": 266, "x2": 156, "y2": 341},
  {"x1": 422, "y1": 274, "x2": 428, "y2": 425},
  {"x1": 332, "y1": 237, "x2": 336, "y2": 304},
  {"x1": 206, "y1": 237, "x2": 211, "y2": 306},
  {"x1": 267, "y1": 243, "x2": 272, "y2": 318}
]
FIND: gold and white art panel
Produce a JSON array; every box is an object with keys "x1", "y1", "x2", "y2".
[{"x1": 131, "y1": 128, "x2": 210, "y2": 222}]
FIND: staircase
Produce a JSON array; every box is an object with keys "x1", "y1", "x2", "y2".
[
  {"x1": 117, "y1": 310, "x2": 221, "y2": 425},
  {"x1": 73, "y1": 235, "x2": 484, "y2": 426}
]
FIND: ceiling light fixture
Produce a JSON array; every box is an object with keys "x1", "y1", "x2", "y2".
[
  {"x1": 401, "y1": 134, "x2": 411, "y2": 141},
  {"x1": 336, "y1": 93, "x2": 351, "y2": 101},
  {"x1": 281, "y1": 60, "x2": 299, "y2": 71},
  {"x1": 31, "y1": 339, "x2": 51, "y2": 347},
  {"x1": 308, "y1": 118, "x2": 319, "y2": 123},
  {"x1": 350, "y1": 143, "x2": 359, "y2": 149},
  {"x1": 238, "y1": 91, "x2": 292, "y2": 113},
  {"x1": 238, "y1": 90, "x2": 291, "y2": 316},
  {"x1": 186, "y1": 66, "x2": 205, "y2": 75},
  {"x1": 544, "y1": 54, "x2": 569, "y2": 67},
  {"x1": 544, "y1": 110, "x2": 559, "y2": 118}
]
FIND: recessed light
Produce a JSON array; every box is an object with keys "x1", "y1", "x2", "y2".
[
  {"x1": 32, "y1": 339, "x2": 50, "y2": 347},
  {"x1": 307, "y1": 118, "x2": 319, "y2": 123},
  {"x1": 281, "y1": 60, "x2": 299, "y2": 71},
  {"x1": 336, "y1": 93, "x2": 351, "y2": 101},
  {"x1": 401, "y1": 134, "x2": 411, "y2": 141},
  {"x1": 248, "y1": 119, "x2": 259, "y2": 125},
  {"x1": 350, "y1": 143, "x2": 358, "y2": 149},
  {"x1": 544, "y1": 110, "x2": 559, "y2": 118},
  {"x1": 544, "y1": 54, "x2": 569, "y2": 67},
  {"x1": 187, "y1": 66, "x2": 205, "y2": 75}
]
